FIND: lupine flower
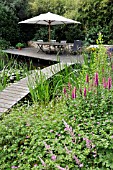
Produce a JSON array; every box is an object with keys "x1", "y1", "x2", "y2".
[
  {"x1": 95, "y1": 72, "x2": 99, "y2": 86},
  {"x1": 72, "y1": 87, "x2": 76, "y2": 99},
  {"x1": 51, "y1": 154, "x2": 57, "y2": 161},
  {"x1": 108, "y1": 77, "x2": 112, "y2": 89},
  {"x1": 86, "y1": 74, "x2": 89, "y2": 83},
  {"x1": 38, "y1": 156, "x2": 46, "y2": 167},
  {"x1": 84, "y1": 87, "x2": 86, "y2": 97}
]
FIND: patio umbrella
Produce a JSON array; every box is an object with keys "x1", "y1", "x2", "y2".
[{"x1": 19, "y1": 12, "x2": 80, "y2": 42}]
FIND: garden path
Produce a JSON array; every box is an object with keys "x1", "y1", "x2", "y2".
[{"x1": 0, "y1": 63, "x2": 73, "y2": 115}]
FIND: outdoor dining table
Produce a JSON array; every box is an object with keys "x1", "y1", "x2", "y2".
[{"x1": 36, "y1": 41, "x2": 69, "y2": 54}]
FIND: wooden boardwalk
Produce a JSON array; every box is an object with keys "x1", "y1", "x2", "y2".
[{"x1": 0, "y1": 63, "x2": 73, "y2": 115}]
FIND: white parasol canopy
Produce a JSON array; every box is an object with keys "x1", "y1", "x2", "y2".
[{"x1": 19, "y1": 12, "x2": 81, "y2": 42}]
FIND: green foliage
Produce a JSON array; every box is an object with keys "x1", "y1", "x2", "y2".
[
  {"x1": 0, "y1": 38, "x2": 11, "y2": 50},
  {"x1": 16, "y1": 42, "x2": 24, "y2": 48},
  {"x1": 0, "y1": 56, "x2": 33, "y2": 91}
]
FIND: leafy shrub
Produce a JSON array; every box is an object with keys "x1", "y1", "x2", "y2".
[{"x1": 0, "y1": 38, "x2": 11, "y2": 49}]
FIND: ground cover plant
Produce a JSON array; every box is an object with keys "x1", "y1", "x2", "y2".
[{"x1": 0, "y1": 34, "x2": 113, "y2": 169}]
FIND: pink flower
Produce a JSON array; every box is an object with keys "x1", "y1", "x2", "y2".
[
  {"x1": 44, "y1": 142, "x2": 50, "y2": 149},
  {"x1": 94, "y1": 72, "x2": 99, "y2": 86},
  {"x1": 84, "y1": 87, "x2": 86, "y2": 97},
  {"x1": 38, "y1": 156, "x2": 46, "y2": 167},
  {"x1": 72, "y1": 87, "x2": 76, "y2": 99},
  {"x1": 73, "y1": 155, "x2": 80, "y2": 165},
  {"x1": 34, "y1": 164, "x2": 37, "y2": 167},
  {"x1": 86, "y1": 74, "x2": 89, "y2": 83},
  {"x1": 51, "y1": 154, "x2": 57, "y2": 161},
  {"x1": 108, "y1": 77, "x2": 112, "y2": 90},
  {"x1": 11, "y1": 166, "x2": 18, "y2": 169},
  {"x1": 63, "y1": 87, "x2": 67, "y2": 94}
]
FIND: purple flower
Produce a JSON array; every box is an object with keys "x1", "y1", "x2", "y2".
[
  {"x1": 84, "y1": 87, "x2": 86, "y2": 97},
  {"x1": 44, "y1": 142, "x2": 50, "y2": 149},
  {"x1": 64, "y1": 144, "x2": 72, "y2": 154},
  {"x1": 108, "y1": 77, "x2": 112, "y2": 90},
  {"x1": 51, "y1": 154, "x2": 57, "y2": 161},
  {"x1": 63, "y1": 119, "x2": 75, "y2": 138},
  {"x1": 73, "y1": 155, "x2": 80, "y2": 165},
  {"x1": 94, "y1": 72, "x2": 99, "y2": 86},
  {"x1": 86, "y1": 74, "x2": 89, "y2": 83},
  {"x1": 79, "y1": 164, "x2": 83, "y2": 167},
  {"x1": 111, "y1": 135, "x2": 113, "y2": 139},
  {"x1": 72, "y1": 87, "x2": 76, "y2": 99},
  {"x1": 63, "y1": 87, "x2": 67, "y2": 94},
  {"x1": 85, "y1": 138, "x2": 91, "y2": 149}
]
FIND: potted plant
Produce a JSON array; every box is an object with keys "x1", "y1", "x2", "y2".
[{"x1": 16, "y1": 42, "x2": 24, "y2": 50}]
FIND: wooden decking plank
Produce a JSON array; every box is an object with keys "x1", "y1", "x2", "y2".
[
  {"x1": 0, "y1": 98, "x2": 16, "y2": 105},
  {"x1": 0, "y1": 108, "x2": 8, "y2": 114},
  {"x1": 4, "y1": 87, "x2": 29, "y2": 93},
  {"x1": 0, "y1": 102, "x2": 12, "y2": 109},
  {"x1": 0, "y1": 91, "x2": 28, "y2": 99}
]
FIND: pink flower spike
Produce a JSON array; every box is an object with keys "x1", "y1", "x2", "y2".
[
  {"x1": 86, "y1": 74, "x2": 89, "y2": 83},
  {"x1": 63, "y1": 87, "x2": 67, "y2": 94},
  {"x1": 72, "y1": 87, "x2": 76, "y2": 99},
  {"x1": 95, "y1": 72, "x2": 99, "y2": 86},
  {"x1": 84, "y1": 87, "x2": 86, "y2": 97},
  {"x1": 108, "y1": 77, "x2": 112, "y2": 90}
]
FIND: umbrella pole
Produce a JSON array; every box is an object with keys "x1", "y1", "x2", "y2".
[{"x1": 49, "y1": 23, "x2": 50, "y2": 42}]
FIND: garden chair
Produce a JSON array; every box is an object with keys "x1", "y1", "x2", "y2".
[{"x1": 71, "y1": 40, "x2": 82, "y2": 54}]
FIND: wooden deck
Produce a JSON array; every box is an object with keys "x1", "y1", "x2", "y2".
[
  {"x1": 0, "y1": 63, "x2": 73, "y2": 115},
  {"x1": 3, "y1": 47, "x2": 84, "y2": 64}
]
